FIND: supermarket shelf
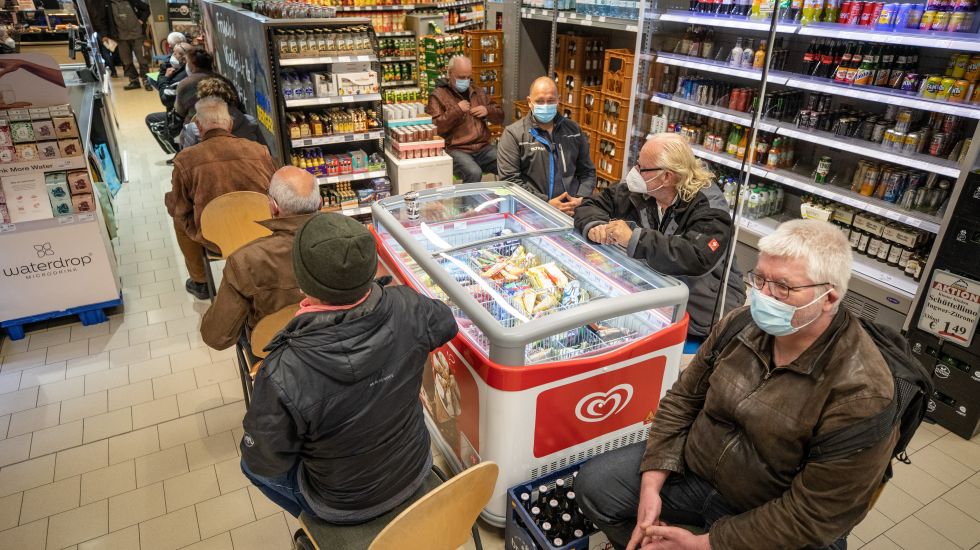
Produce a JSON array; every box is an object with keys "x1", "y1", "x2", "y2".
[
  {"x1": 316, "y1": 169, "x2": 388, "y2": 185},
  {"x1": 291, "y1": 130, "x2": 384, "y2": 148},
  {"x1": 660, "y1": 10, "x2": 799, "y2": 33},
  {"x1": 386, "y1": 115, "x2": 433, "y2": 127},
  {"x1": 334, "y1": 4, "x2": 414, "y2": 11},
  {"x1": 445, "y1": 18, "x2": 484, "y2": 31},
  {"x1": 737, "y1": 216, "x2": 918, "y2": 297},
  {"x1": 379, "y1": 56, "x2": 416, "y2": 62},
  {"x1": 279, "y1": 54, "x2": 376, "y2": 67},
  {"x1": 285, "y1": 93, "x2": 382, "y2": 107},
  {"x1": 653, "y1": 94, "x2": 961, "y2": 178},
  {"x1": 656, "y1": 52, "x2": 779, "y2": 83},
  {"x1": 377, "y1": 31, "x2": 415, "y2": 37},
  {"x1": 519, "y1": 7, "x2": 643, "y2": 32},
  {"x1": 434, "y1": 0, "x2": 481, "y2": 7},
  {"x1": 798, "y1": 23, "x2": 980, "y2": 52},
  {"x1": 687, "y1": 144, "x2": 943, "y2": 232},
  {"x1": 781, "y1": 75, "x2": 980, "y2": 119},
  {"x1": 380, "y1": 79, "x2": 418, "y2": 87}
]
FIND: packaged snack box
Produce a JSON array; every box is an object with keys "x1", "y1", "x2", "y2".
[
  {"x1": 44, "y1": 171, "x2": 67, "y2": 186},
  {"x1": 58, "y1": 139, "x2": 82, "y2": 157},
  {"x1": 32, "y1": 120, "x2": 55, "y2": 140},
  {"x1": 10, "y1": 121, "x2": 34, "y2": 143},
  {"x1": 66, "y1": 170, "x2": 92, "y2": 195},
  {"x1": 71, "y1": 193, "x2": 95, "y2": 212},
  {"x1": 37, "y1": 141, "x2": 60, "y2": 159},
  {"x1": 0, "y1": 120, "x2": 12, "y2": 147},
  {"x1": 46, "y1": 181, "x2": 70, "y2": 201},
  {"x1": 15, "y1": 143, "x2": 38, "y2": 162},
  {"x1": 0, "y1": 146, "x2": 15, "y2": 163},
  {"x1": 49, "y1": 195, "x2": 73, "y2": 216},
  {"x1": 52, "y1": 116, "x2": 79, "y2": 138}
]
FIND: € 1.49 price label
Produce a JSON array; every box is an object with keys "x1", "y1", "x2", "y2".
[{"x1": 917, "y1": 270, "x2": 980, "y2": 348}]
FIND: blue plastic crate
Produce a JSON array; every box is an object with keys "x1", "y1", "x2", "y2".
[{"x1": 505, "y1": 461, "x2": 612, "y2": 550}]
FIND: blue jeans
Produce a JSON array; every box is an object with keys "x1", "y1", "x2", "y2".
[
  {"x1": 575, "y1": 443, "x2": 847, "y2": 550},
  {"x1": 447, "y1": 144, "x2": 498, "y2": 183},
  {"x1": 240, "y1": 458, "x2": 316, "y2": 518}
]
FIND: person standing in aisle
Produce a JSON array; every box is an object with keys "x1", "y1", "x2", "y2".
[
  {"x1": 240, "y1": 213, "x2": 458, "y2": 527},
  {"x1": 426, "y1": 55, "x2": 504, "y2": 183},
  {"x1": 200, "y1": 166, "x2": 320, "y2": 351},
  {"x1": 164, "y1": 97, "x2": 276, "y2": 300},
  {"x1": 574, "y1": 219, "x2": 897, "y2": 550},
  {"x1": 497, "y1": 76, "x2": 595, "y2": 215},
  {"x1": 87, "y1": 0, "x2": 152, "y2": 90},
  {"x1": 574, "y1": 133, "x2": 745, "y2": 340}
]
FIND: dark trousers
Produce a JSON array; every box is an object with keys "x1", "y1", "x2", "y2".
[
  {"x1": 447, "y1": 144, "x2": 497, "y2": 183},
  {"x1": 241, "y1": 458, "x2": 316, "y2": 518},
  {"x1": 575, "y1": 442, "x2": 847, "y2": 550},
  {"x1": 116, "y1": 38, "x2": 148, "y2": 82},
  {"x1": 145, "y1": 112, "x2": 177, "y2": 154}
]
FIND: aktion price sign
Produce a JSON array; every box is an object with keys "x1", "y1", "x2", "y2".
[{"x1": 918, "y1": 270, "x2": 980, "y2": 348}]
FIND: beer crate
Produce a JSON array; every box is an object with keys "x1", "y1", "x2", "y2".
[
  {"x1": 596, "y1": 93, "x2": 631, "y2": 142},
  {"x1": 595, "y1": 135, "x2": 626, "y2": 183},
  {"x1": 464, "y1": 29, "x2": 503, "y2": 66},
  {"x1": 514, "y1": 100, "x2": 529, "y2": 122},
  {"x1": 558, "y1": 104, "x2": 581, "y2": 126},
  {"x1": 556, "y1": 34, "x2": 606, "y2": 78},
  {"x1": 505, "y1": 461, "x2": 612, "y2": 550},
  {"x1": 558, "y1": 72, "x2": 590, "y2": 111},
  {"x1": 601, "y1": 49, "x2": 635, "y2": 101}
]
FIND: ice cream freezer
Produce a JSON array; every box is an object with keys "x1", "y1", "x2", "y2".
[{"x1": 370, "y1": 182, "x2": 690, "y2": 526}]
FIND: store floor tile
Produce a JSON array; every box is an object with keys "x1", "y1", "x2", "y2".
[{"x1": 0, "y1": 73, "x2": 977, "y2": 550}]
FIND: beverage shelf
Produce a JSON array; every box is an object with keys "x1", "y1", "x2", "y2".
[
  {"x1": 323, "y1": 204, "x2": 373, "y2": 217},
  {"x1": 737, "y1": 216, "x2": 919, "y2": 297},
  {"x1": 285, "y1": 93, "x2": 383, "y2": 107},
  {"x1": 652, "y1": 94, "x2": 962, "y2": 178},
  {"x1": 291, "y1": 130, "x2": 385, "y2": 148},
  {"x1": 519, "y1": 7, "x2": 643, "y2": 32},
  {"x1": 656, "y1": 52, "x2": 776, "y2": 82},
  {"x1": 279, "y1": 54, "x2": 376, "y2": 67},
  {"x1": 316, "y1": 169, "x2": 388, "y2": 185},
  {"x1": 660, "y1": 10, "x2": 799, "y2": 33},
  {"x1": 379, "y1": 56, "x2": 416, "y2": 62},
  {"x1": 380, "y1": 79, "x2": 418, "y2": 87},
  {"x1": 686, "y1": 143, "x2": 943, "y2": 232},
  {"x1": 334, "y1": 4, "x2": 414, "y2": 11},
  {"x1": 386, "y1": 115, "x2": 433, "y2": 127},
  {"x1": 445, "y1": 17, "x2": 484, "y2": 31}
]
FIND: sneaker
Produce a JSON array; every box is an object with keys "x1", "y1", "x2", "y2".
[
  {"x1": 123, "y1": 80, "x2": 141, "y2": 90},
  {"x1": 184, "y1": 278, "x2": 210, "y2": 300},
  {"x1": 143, "y1": 80, "x2": 153, "y2": 91}
]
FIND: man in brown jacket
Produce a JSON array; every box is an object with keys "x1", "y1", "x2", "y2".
[
  {"x1": 200, "y1": 166, "x2": 320, "y2": 350},
  {"x1": 575, "y1": 219, "x2": 896, "y2": 550},
  {"x1": 164, "y1": 96, "x2": 276, "y2": 299},
  {"x1": 425, "y1": 55, "x2": 503, "y2": 183}
]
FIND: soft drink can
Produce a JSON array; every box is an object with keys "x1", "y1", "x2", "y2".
[
  {"x1": 942, "y1": 114, "x2": 961, "y2": 133},
  {"x1": 921, "y1": 75, "x2": 944, "y2": 97},
  {"x1": 939, "y1": 76, "x2": 956, "y2": 99},
  {"x1": 870, "y1": 2, "x2": 886, "y2": 24},
  {"x1": 872, "y1": 120, "x2": 889, "y2": 142},
  {"x1": 930, "y1": 132, "x2": 948, "y2": 156},
  {"x1": 849, "y1": 1, "x2": 865, "y2": 22},
  {"x1": 815, "y1": 156, "x2": 832, "y2": 183},
  {"x1": 901, "y1": 73, "x2": 921, "y2": 92},
  {"x1": 876, "y1": 3, "x2": 898, "y2": 28},
  {"x1": 949, "y1": 80, "x2": 971, "y2": 102},
  {"x1": 860, "y1": 1, "x2": 879, "y2": 24},
  {"x1": 883, "y1": 171, "x2": 905, "y2": 202},
  {"x1": 903, "y1": 131, "x2": 921, "y2": 153},
  {"x1": 906, "y1": 3, "x2": 925, "y2": 26},
  {"x1": 965, "y1": 55, "x2": 980, "y2": 82},
  {"x1": 971, "y1": 83, "x2": 980, "y2": 104},
  {"x1": 895, "y1": 109, "x2": 913, "y2": 132},
  {"x1": 932, "y1": 8, "x2": 951, "y2": 30},
  {"x1": 948, "y1": 9, "x2": 967, "y2": 31},
  {"x1": 919, "y1": 8, "x2": 938, "y2": 28},
  {"x1": 953, "y1": 54, "x2": 970, "y2": 78},
  {"x1": 894, "y1": 2, "x2": 914, "y2": 26},
  {"x1": 840, "y1": 0, "x2": 853, "y2": 21}
]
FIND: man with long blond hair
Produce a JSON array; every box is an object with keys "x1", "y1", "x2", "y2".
[{"x1": 574, "y1": 133, "x2": 745, "y2": 339}]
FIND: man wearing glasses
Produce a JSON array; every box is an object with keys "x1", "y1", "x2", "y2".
[
  {"x1": 574, "y1": 133, "x2": 745, "y2": 339},
  {"x1": 574, "y1": 218, "x2": 896, "y2": 550}
]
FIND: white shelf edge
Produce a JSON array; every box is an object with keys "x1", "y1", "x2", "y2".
[
  {"x1": 655, "y1": 53, "x2": 778, "y2": 82},
  {"x1": 316, "y1": 169, "x2": 388, "y2": 185},
  {"x1": 377, "y1": 31, "x2": 415, "y2": 37},
  {"x1": 520, "y1": 7, "x2": 641, "y2": 32},
  {"x1": 379, "y1": 56, "x2": 416, "y2": 62},
  {"x1": 651, "y1": 94, "x2": 779, "y2": 131},
  {"x1": 797, "y1": 24, "x2": 980, "y2": 52},
  {"x1": 285, "y1": 93, "x2": 383, "y2": 107},
  {"x1": 380, "y1": 80, "x2": 418, "y2": 87},
  {"x1": 279, "y1": 54, "x2": 376, "y2": 67},
  {"x1": 290, "y1": 130, "x2": 385, "y2": 148},
  {"x1": 782, "y1": 76, "x2": 980, "y2": 120}
]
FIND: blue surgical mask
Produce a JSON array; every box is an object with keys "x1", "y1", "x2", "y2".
[
  {"x1": 454, "y1": 78, "x2": 470, "y2": 93},
  {"x1": 749, "y1": 287, "x2": 831, "y2": 337},
  {"x1": 532, "y1": 103, "x2": 557, "y2": 123}
]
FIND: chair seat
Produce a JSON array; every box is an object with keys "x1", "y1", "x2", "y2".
[{"x1": 299, "y1": 470, "x2": 443, "y2": 550}]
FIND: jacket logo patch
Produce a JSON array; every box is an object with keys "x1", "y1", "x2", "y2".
[
  {"x1": 707, "y1": 238, "x2": 720, "y2": 252},
  {"x1": 935, "y1": 365, "x2": 951, "y2": 379},
  {"x1": 243, "y1": 433, "x2": 255, "y2": 447},
  {"x1": 575, "y1": 384, "x2": 634, "y2": 423}
]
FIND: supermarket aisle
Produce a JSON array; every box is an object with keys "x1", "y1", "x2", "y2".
[{"x1": 0, "y1": 87, "x2": 978, "y2": 550}]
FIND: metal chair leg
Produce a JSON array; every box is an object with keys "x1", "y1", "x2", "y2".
[
  {"x1": 200, "y1": 248, "x2": 217, "y2": 303},
  {"x1": 234, "y1": 343, "x2": 252, "y2": 409}
]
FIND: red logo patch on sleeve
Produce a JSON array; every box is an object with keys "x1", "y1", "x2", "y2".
[{"x1": 707, "y1": 238, "x2": 720, "y2": 252}]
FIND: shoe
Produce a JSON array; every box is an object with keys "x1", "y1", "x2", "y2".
[
  {"x1": 123, "y1": 80, "x2": 141, "y2": 90},
  {"x1": 143, "y1": 80, "x2": 153, "y2": 91},
  {"x1": 184, "y1": 279, "x2": 210, "y2": 300},
  {"x1": 108, "y1": 69, "x2": 118, "y2": 78},
  {"x1": 165, "y1": 156, "x2": 175, "y2": 165}
]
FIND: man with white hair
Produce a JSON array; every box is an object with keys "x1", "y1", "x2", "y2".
[
  {"x1": 574, "y1": 219, "x2": 896, "y2": 550},
  {"x1": 425, "y1": 55, "x2": 503, "y2": 183},
  {"x1": 164, "y1": 96, "x2": 276, "y2": 299},
  {"x1": 200, "y1": 166, "x2": 321, "y2": 350},
  {"x1": 167, "y1": 31, "x2": 186, "y2": 48}
]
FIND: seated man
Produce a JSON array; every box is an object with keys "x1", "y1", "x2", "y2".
[
  {"x1": 145, "y1": 41, "x2": 191, "y2": 154},
  {"x1": 164, "y1": 97, "x2": 276, "y2": 300},
  {"x1": 240, "y1": 213, "x2": 458, "y2": 523},
  {"x1": 178, "y1": 77, "x2": 266, "y2": 149},
  {"x1": 574, "y1": 133, "x2": 745, "y2": 340},
  {"x1": 200, "y1": 166, "x2": 320, "y2": 351},
  {"x1": 497, "y1": 76, "x2": 595, "y2": 216},
  {"x1": 425, "y1": 55, "x2": 503, "y2": 183},
  {"x1": 575, "y1": 219, "x2": 896, "y2": 550}
]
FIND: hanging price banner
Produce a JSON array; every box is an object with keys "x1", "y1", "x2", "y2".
[{"x1": 917, "y1": 270, "x2": 980, "y2": 347}]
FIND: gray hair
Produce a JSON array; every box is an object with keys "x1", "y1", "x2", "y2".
[
  {"x1": 269, "y1": 169, "x2": 321, "y2": 215},
  {"x1": 193, "y1": 97, "x2": 232, "y2": 133},
  {"x1": 757, "y1": 219, "x2": 853, "y2": 301},
  {"x1": 167, "y1": 32, "x2": 187, "y2": 46},
  {"x1": 447, "y1": 55, "x2": 471, "y2": 73}
]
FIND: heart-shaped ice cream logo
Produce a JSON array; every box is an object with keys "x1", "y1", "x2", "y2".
[{"x1": 575, "y1": 384, "x2": 634, "y2": 423}]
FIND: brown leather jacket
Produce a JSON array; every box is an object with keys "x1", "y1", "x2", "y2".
[
  {"x1": 425, "y1": 79, "x2": 503, "y2": 153},
  {"x1": 199, "y1": 214, "x2": 312, "y2": 350},
  {"x1": 642, "y1": 307, "x2": 897, "y2": 549},
  {"x1": 164, "y1": 129, "x2": 276, "y2": 246}
]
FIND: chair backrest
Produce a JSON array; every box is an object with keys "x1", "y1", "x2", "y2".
[
  {"x1": 200, "y1": 191, "x2": 272, "y2": 258},
  {"x1": 250, "y1": 303, "x2": 301, "y2": 359},
  {"x1": 369, "y1": 462, "x2": 499, "y2": 550}
]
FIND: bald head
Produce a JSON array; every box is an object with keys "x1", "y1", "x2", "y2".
[
  {"x1": 527, "y1": 76, "x2": 559, "y2": 125},
  {"x1": 268, "y1": 166, "x2": 321, "y2": 217},
  {"x1": 529, "y1": 76, "x2": 558, "y2": 99}
]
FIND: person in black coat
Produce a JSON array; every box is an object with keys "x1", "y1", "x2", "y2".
[{"x1": 86, "y1": 0, "x2": 151, "y2": 90}]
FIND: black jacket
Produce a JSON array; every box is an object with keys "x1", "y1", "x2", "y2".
[
  {"x1": 86, "y1": 0, "x2": 150, "y2": 40},
  {"x1": 574, "y1": 182, "x2": 745, "y2": 337},
  {"x1": 241, "y1": 284, "x2": 458, "y2": 522},
  {"x1": 157, "y1": 64, "x2": 188, "y2": 111},
  {"x1": 497, "y1": 114, "x2": 596, "y2": 199}
]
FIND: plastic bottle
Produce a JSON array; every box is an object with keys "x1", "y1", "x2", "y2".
[
  {"x1": 730, "y1": 38, "x2": 744, "y2": 66},
  {"x1": 801, "y1": 0, "x2": 817, "y2": 24},
  {"x1": 753, "y1": 40, "x2": 768, "y2": 69},
  {"x1": 747, "y1": 187, "x2": 761, "y2": 219},
  {"x1": 750, "y1": 0, "x2": 763, "y2": 18},
  {"x1": 741, "y1": 39, "x2": 756, "y2": 67},
  {"x1": 736, "y1": 129, "x2": 749, "y2": 159}
]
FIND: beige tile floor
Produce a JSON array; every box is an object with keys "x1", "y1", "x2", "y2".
[{"x1": 1, "y1": 80, "x2": 979, "y2": 550}]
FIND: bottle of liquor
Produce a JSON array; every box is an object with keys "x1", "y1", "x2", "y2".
[
  {"x1": 741, "y1": 38, "x2": 755, "y2": 67},
  {"x1": 730, "y1": 38, "x2": 744, "y2": 66},
  {"x1": 702, "y1": 29, "x2": 715, "y2": 59}
]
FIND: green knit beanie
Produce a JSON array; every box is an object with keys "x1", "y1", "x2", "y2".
[{"x1": 292, "y1": 213, "x2": 378, "y2": 305}]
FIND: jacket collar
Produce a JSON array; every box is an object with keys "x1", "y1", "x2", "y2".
[
  {"x1": 201, "y1": 128, "x2": 232, "y2": 141},
  {"x1": 738, "y1": 307, "x2": 850, "y2": 377},
  {"x1": 256, "y1": 213, "x2": 315, "y2": 234},
  {"x1": 528, "y1": 113, "x2": 565, "y2": 134}
]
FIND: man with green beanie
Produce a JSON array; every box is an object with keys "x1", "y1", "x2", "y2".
[{"x1": 239, "y1": 212, "x2": 458, "y2": 524}]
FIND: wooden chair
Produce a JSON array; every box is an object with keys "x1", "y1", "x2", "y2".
[
  {"x1": 294, "y1": 462, "x2": 499, "y2": 550},
  {"x1": 199, "y1": 191, "x2": 272, "y2": 301},
  {"x1": 236, "y1": 302, "x2": 300, "y2": 408}
]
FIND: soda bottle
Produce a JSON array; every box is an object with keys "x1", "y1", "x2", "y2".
[{"x1": 741, "y1": 39, "x2": 756, "y2": 67}]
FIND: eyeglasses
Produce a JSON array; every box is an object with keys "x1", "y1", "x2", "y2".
[
  {"x1": 745, "y1": 270, "x2": 831, "y2": 300},
  {"x1": 637, "y1": 166, "x2": 664, "y2": 175}
]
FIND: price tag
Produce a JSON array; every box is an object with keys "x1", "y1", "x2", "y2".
[
  {"x1": 598, "y1": 16, "x2": 607, "y2": 22},
  {"x1": 78, "y1": 213, "x2": 95, "y2": 222},
  {"x1": 344, "y1": 134, "x2": 355, "y2": 142},
  {"x1": 918, "y1": 269, "x2": 980, "y2": 347},
  {"x1": 303, "y1": 139, "x2": 313, "y2": 146},
  {"x1": 58, "y1": 216, "x2": 75, "y2": 225},
  {"x1": 453, "y1": 221, "x2": 467, "y2": 230},
  {"x1": 0, "y1": 223, "x2": 16, "y2": 233},
  {"x1": 342, "y1": 96, "x2": 354, "y2": 103},
  {"x1": 338, "y1": 56, "x2": 350, "y2": 62}
]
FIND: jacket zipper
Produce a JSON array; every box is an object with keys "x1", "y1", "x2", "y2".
[{"x1": 558, "y1": 143, "x2": 568, "y2": 174}]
